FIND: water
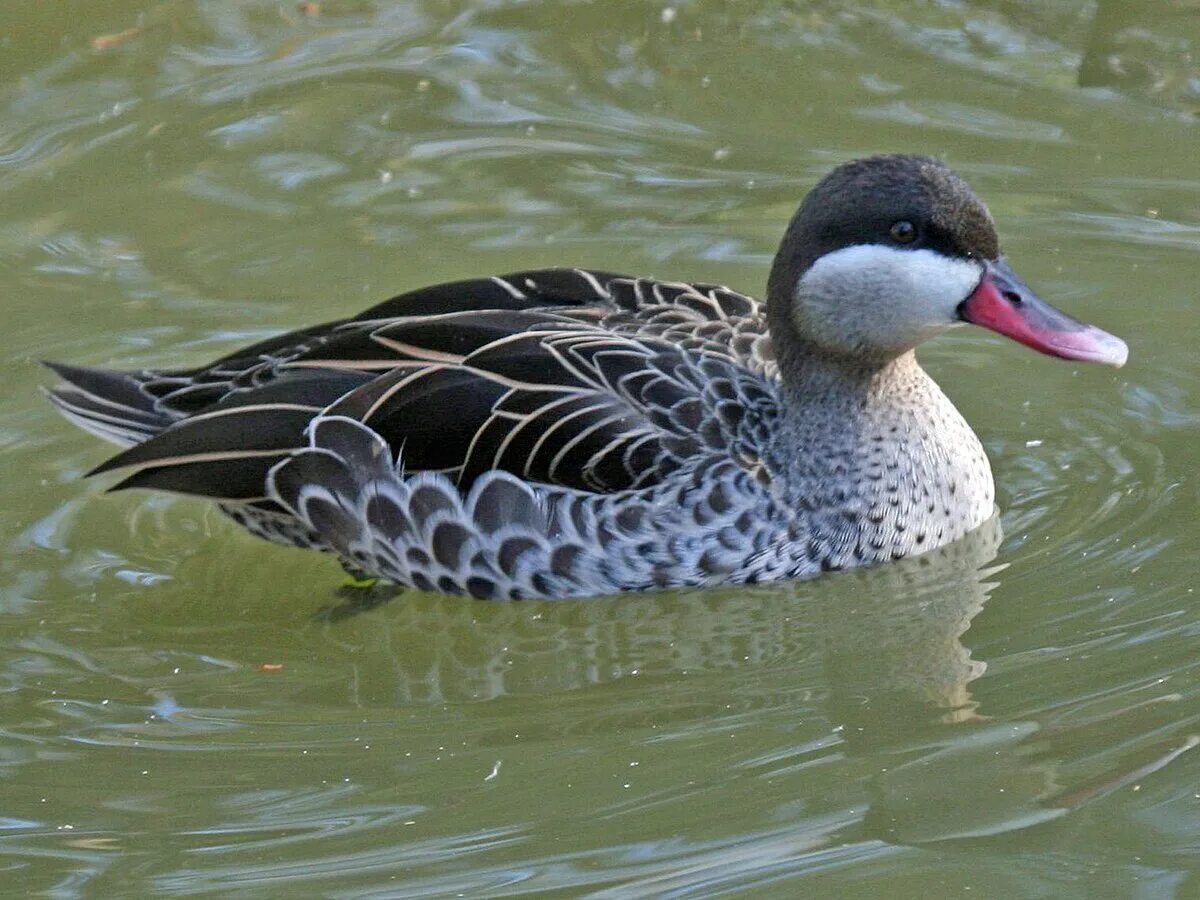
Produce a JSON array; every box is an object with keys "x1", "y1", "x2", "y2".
[{"x1": 2, "y1": 1, "x2": 1199, "y2": 895}]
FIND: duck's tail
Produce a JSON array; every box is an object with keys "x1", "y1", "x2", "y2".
[{"x1": 41, "y1": 361, "x2": 174, "y2": 448}]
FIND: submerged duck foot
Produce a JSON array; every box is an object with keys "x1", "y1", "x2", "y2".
[{"x1": 314, "y1": 579, "x2": 404, "y2": 621}]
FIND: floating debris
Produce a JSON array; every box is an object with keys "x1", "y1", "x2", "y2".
[{"x1": 90, "y1": 27, "x2": 142, "y2": 52}]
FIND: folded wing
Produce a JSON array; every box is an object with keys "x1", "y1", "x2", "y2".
[{"x1": 47, "y1": 268, "x2": 776, "y2": 502}]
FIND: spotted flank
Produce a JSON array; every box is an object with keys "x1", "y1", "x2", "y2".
[{"x1": 264, "y1": 415, "x2": 788, "y2": 599}]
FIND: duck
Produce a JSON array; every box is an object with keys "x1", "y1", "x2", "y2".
[{"x1": 44, "y1": 154, "x2": 1128, "y2": 600}]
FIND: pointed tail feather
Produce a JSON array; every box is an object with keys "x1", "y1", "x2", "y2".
[{"x1": 42, "y1": 361, "x2": 174, "y2": 447}]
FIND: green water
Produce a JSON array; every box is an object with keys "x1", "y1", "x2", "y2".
[{"x1": 3, "y1": 1, "x2": 1199, "y2": 895}]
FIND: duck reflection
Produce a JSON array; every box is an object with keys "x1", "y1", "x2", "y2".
[
  {"x1": 343, "y1": 516, "x2": 1062, "y2": 842},
  {"x1": 336, "y1": 515, "x2": 1001, "y2": 711},
  {"x1": 786, "y1": 516, "x2": 1079, "y2": 843},
  {"x1": 341, "y1": 512, "x2": 1193, "y2": 849}
]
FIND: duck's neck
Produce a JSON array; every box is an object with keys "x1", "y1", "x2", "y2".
[
  {"x1": 775, "y1": 337, "x2": 925, "y2": 424},
  {"x1": 768, "y1": 337, "x2": 995, "y2": 538}
]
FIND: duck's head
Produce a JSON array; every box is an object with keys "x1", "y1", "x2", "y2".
[{"x1": 767, "y1": 154, "x2": 1128, "y2": 368}]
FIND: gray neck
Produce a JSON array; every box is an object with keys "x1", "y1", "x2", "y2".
[
  {"x1": 766, "y1": 342, "x2": 996, "y2": 566},
  {"x1": 771, "y1": 344, "x2": 936, "y2": 484},
  {"x1": 776, "y1": 335, "x2": 915, "y2": 408}
]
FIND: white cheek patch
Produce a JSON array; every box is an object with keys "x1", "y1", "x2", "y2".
[{"x1": 793, "y1": 245, "x2": 983, "y2": 354}]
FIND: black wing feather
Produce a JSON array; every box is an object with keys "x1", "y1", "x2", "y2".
[
  {"x1": 109, "y1": 454, "x2": 290, "y2": 499},
  {"x1": 90, "y1": 404, "x2": 320, "y2": 477}
]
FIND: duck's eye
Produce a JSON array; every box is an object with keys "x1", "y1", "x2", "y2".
[{"x1": 889, "y1": 220, "x2": 917, "y2": 244}]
